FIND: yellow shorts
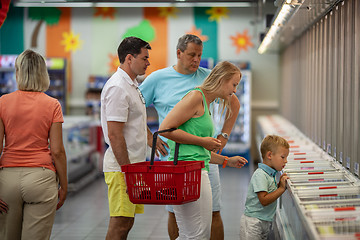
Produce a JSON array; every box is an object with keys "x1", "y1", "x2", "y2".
[{"x1": 104, "y1": 172, "x2": 144, "y2": 217}]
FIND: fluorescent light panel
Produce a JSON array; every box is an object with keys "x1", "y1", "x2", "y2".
[
  {"x1": 15, "y1": 2, "x2": 94, "y2": 7},
  {"x1": 258, "y1": 3, "x2": 294, "y2": 54},
  {"x1": 14, "y1": 1, "x2": 253, "y2": 7}
]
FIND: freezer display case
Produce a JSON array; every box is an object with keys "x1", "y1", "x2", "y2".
[
  {"x1": 256, "y1": 115, "x2": 360, "y2": 240},
  {"x1": 212, "y1": 62, "x2": 251, "y2": 162},
  {"x1": 63, "y1": 116, "x2": 103, "y2": 191}
]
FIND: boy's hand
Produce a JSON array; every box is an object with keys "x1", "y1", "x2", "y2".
[{"x1": 278, "y1": 173, "x2": 289, "y2": 189}]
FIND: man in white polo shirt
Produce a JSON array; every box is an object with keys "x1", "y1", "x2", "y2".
[{"x1": 100, "y1": 36, "x2": 152, "y2": 239}]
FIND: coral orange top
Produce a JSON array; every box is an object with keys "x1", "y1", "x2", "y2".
[{"x1": 0, "y1": 90, "x2": 63, "y2": 172}]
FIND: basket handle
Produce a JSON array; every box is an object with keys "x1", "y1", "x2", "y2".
[{"x1": 151, "y1": 128, "x2": 180, "y2": 166}]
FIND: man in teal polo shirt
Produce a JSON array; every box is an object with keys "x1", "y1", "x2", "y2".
[{"x1": 139, "y1": 34, "x2": 240, "y2": 240}]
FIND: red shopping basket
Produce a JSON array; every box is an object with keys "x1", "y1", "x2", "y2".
[{"x1": 121, "y1": 128, "x2": 204, "y2": 205}]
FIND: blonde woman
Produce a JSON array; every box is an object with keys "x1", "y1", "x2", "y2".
[
  {"x1": 159, "y1": 61, "x2": 248, "y2": 239},
  {"x1": 0, "y1": 49, "x2": 67, "y2": 240}
]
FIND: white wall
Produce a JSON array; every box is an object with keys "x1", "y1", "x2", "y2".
[{"x1": 21, "y1": 4, "x2": 280, "y2": 160}]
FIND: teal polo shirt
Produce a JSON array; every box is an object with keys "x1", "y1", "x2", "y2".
[{"x1": 244, "y1": 163, "x2": 278, "y2": 222}]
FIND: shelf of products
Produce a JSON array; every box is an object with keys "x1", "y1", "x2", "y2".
[
  {"x1": 256, "y1": 115, "x2": 360, "y2": 240},
  {"x1": 0, "y1": 55, "x2": 68, "y2": 114},
  {"x1": 85, "y1": 75, "x2": 109, "y2": 119}
]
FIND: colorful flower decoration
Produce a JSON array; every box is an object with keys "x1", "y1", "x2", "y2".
[
  {"x1": 94, "y1": 7, "x2": 116, "y2": 19},
  {"x1": 61, "y1": 31, "x2": 83, "y2": 53},
  {"x1": 186, "y1": 26, "x2": 208, "y2": 42},
  {"x1": 205, "y1": 7, "x2": 229, "y2": 22},
  {"x1": 108, "y1": 54, "x2": 119, "y2": 74},
  {"x1": 158, "y1": 7, "x2": 179, "y2": 18},
  {"x1": 230, "y1": 30, "x2": 254, "y2": 54}
]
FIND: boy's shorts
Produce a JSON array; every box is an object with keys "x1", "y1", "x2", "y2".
[
  {"x1": 104, "y1": 171, "x2": 144, "y2": 217},
  {"x1": 240, "y1": 215, "x2": 272, "y2": 240}
]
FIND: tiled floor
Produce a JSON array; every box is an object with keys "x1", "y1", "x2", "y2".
[{"x1": 50, "y1": 165, "x2": 252, "y2": 240}]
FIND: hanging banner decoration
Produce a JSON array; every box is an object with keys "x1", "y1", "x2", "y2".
[
  {"x1": 205, "y1": 7, "x2": 229, "y2": 22},
  {"x1": 158, "y1": 7, "x2": 179, "y2": 18},
  {"x1": 91, "y1": 6, "x2": 118, "y2": 76},
  {"x1": 194, "y1": 7, "x2": 217, "y2": 60},
  {"x1": 46, "y1": 8, "x2": 71, "y2": 91},
  {"x1": 29, "y1": 7, "x2": 61, "y2": 48},
  {"x1": 0, "y1": 5, "x2": 24, "y2": 54},
  {"x1": 94, "y1": 7, "x2": 116, "y2": 19},
  {"x1": 46, "y1": 8, "x2": 70, "y2": 57},
  {"x1": 143, "y1": 7, "x2": 168, "y2": 75}
]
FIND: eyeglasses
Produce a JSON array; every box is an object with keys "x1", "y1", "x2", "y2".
[{"x1": 136, "y1": 87, "x2": 145, "y2": 104}]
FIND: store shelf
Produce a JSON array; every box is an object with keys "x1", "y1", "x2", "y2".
[
  {"x1": 85, "y1": 75, "x2": 108, "y2": 118},
  {"x1": 214, "y1": 63, "x2": 251, "y2": 161},
  {"x1": 256, "y1": 114, "x2": 360, "y2": 240},
  {"x1": 0, "y1": 55, "x2": 68, "y2": 114},
  {"x1": 63, "y1": 116, "x2": 104, "y2": 191}
]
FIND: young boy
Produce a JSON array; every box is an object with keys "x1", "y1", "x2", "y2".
[{"x1": 240, "y1": 135, "x2": 290, "y2": 240}]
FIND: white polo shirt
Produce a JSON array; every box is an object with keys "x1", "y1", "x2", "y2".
[{"x1": 101, "y1": 67, "x2": 147, "y2": 172}]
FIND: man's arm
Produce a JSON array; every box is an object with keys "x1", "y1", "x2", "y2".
[
  {"x1": 107, "y1": 121, "x2": 130, "y2": 166},
  {"x1": 216, "y1": 94, "x2": 240, "y2": 153}
]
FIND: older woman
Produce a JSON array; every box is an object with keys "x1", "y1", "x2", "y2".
[{"x1": 0, "y1": 49, "x2": 67, "y2": 240}]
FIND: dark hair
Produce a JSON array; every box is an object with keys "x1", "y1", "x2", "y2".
[
  {"x1": 176, "y1": 34, "x2": 203, "y2": 52},
  {"x1": 117, "y1": 37, "x2": 151, "y2": 64}
]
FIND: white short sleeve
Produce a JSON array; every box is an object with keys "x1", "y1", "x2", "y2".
[{"x1": 104, "y1": 85, "x2": 129, "y2": 123}]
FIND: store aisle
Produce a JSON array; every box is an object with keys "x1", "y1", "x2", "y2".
[{"x1": 50, "y1": 165, "x2": 251, "y2": 240}]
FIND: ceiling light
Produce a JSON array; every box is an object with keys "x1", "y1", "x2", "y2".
[
  {"x1": 14, "y1": 0, "x2": 253, "y2": 8},
  {"x1": 258, "y1": 1, "x2": 303, "y2": 54}
]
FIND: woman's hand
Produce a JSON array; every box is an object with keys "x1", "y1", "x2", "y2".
[
  {"x1": 0, "y1": 198, "x2": 8, "y2": 214},
  {"x1": 213, "y1": 134, "x2": 228, "y2": 153},
  {"x1": 227, "y1": 156, "x2": 248, "y2": 168},
  {"x1": 201, "y1": 137, "x2": 222, "y2": 151},
  {"x1": 56, "y1": 186, "x2": 67, "y2": 210}
]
